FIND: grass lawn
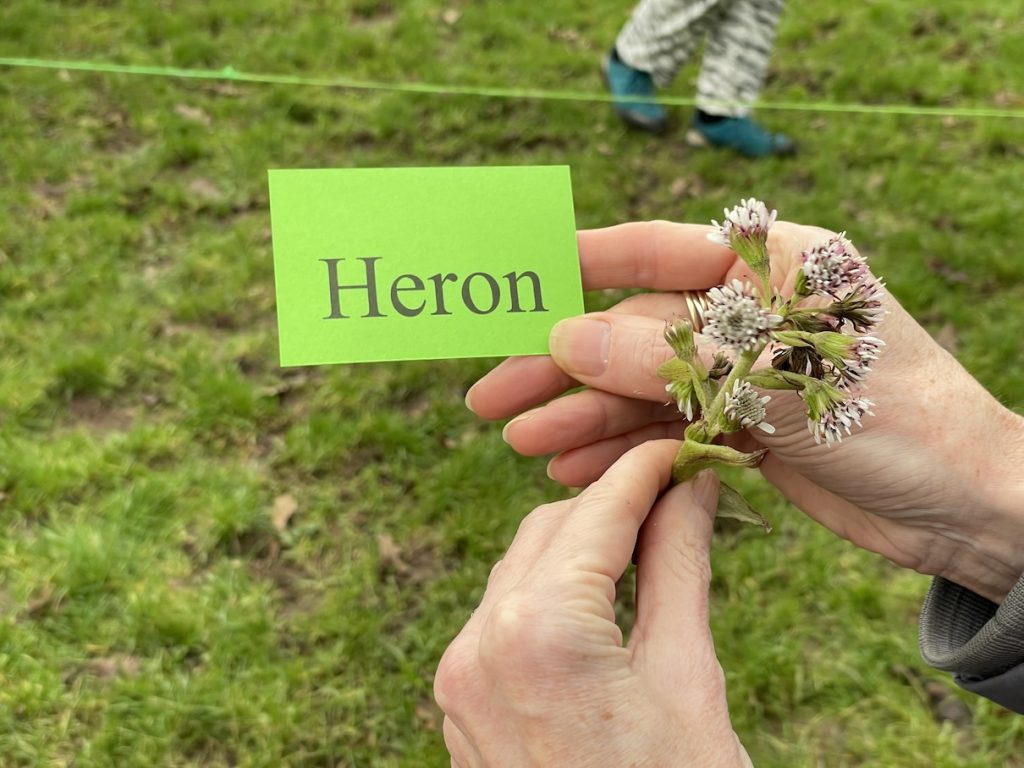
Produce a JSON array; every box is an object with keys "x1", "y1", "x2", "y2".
[{"x1": 2, "y1": 1, "x2": 1023, "y2": 765}]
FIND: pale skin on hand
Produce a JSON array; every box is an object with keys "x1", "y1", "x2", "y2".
[
  {"x1": 466, "y1": 221, "x2": 1024, "y2": 604},
  {"x1": 434, "y1": 440, "x2": 752, "y2": 768}
]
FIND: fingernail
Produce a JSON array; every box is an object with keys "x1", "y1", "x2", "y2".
[
  {"x1": 549, "y1": 317, "x2": 610, "y2": 377},
  {"x1": 546, "y1": 458, "x2": 557, "y2": 481},
  {"x1": 691, "y1": 470, "x2": 720, "y2": 512},
  {"x1": 501, "y1": 410, "x2": 536, "y2": 443},
  {"x1": 464, "y1": 383, "x2": 478, "y2": 412}
]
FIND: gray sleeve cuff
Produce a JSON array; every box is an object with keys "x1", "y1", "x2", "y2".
[
  {"x1": 954, "y1": 664, "x2": 1024, "y2": 713},
  {"x1": 919, "y1": 573, "x2": 1024, "y2": 713}
]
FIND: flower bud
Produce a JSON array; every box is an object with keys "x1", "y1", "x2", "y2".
[
  {"x1": 708, "y1": 199, "x2": 777, "y2": 292},
  {"x1": 722, "y1": 380, "x2": 775, "y2": 434},
  {"x1": 664, "y1": 318, "x2": 696, "y2": 361}
]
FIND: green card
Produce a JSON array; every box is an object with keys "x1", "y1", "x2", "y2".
[{"x1": 268, "y1": 166, "x2": 583, "y2": 366}]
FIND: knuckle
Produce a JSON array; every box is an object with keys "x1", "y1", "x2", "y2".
[
  {"x1": 666, "y1": 539, "x2": 714, "y2": 588},
  {"x1": 519, "y1": 502, "x2": 564, "y2": 535},
  {"x1": 434, "y1": 640, "x2": 480, "y2": 715},
  {"x1": 634, "y1": 329, "x2": 672, "y2": 377},
  {"x1": 683, "y1": 549, "x2": 713, "y2": 586},
  {"x1": 581, "y1": 394, "x2": 612, "y2": 444},
  {"x1": 478, "y1": 595, "x2": 535, "y2": 668},
  {"x1": 521, "y1": 501, "x2": 561, "y2": 529},
  {"x1": 478, "y1": 583, "x2": 599, "y2": 682},
  {"x1": 478, "y1": 593, "x2": 564, "y2": 678},
  {"x1": 509, "y1": 501, "x2": 568, "y2": 546},
  {"x1": 485, "y1": 558, "x2": 504, "y2": 589},
  {"x1": 442, "y1": 717, "x2": 469, "y2": 766},
  {"x1": 537, "y1": 499, "x2": 571, "y2": 520}
]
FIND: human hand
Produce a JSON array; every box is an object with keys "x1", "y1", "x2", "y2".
[
  {"x1": 434, "y1": 440, "x2": 751, "y2": 768},
  {"x1": 466, "y1": 221, "x2": 1024, "y2": 603}
]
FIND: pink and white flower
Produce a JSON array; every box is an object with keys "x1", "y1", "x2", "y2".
[
  {"x1": 805, "y1": 394, "x2": 874, "y2": 446},
  {"x1": 838, "y1": 336, "x2": 885, "y2": 385},
  {"x1": 799, "y1": 233, "x2": 870, "y2": 297},
  {"x1": 703, "y1": 279, "x2": 782, "y2": 354},
  {"x1": 724, "y1": 379, "x2": 775, "y2": 434},
  {"x1": 708, "y1": 198, "x2": 777, "y2": 249}
]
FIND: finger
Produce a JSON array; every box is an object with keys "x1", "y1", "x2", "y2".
[
  {"x1": 465, "y1": 294, "x2": 693, "y2": 423},
  {"x1": 537, "y1": 401, "x2": 776, "y2": 489},
  {"x1": 503, "y1": 389, "x2": 680, "y2": 457},
  {"x1": 465, "y1": 355, "x2": 576, "y2": 420},
  {"x1": 548, "y1": 311, "x2": 691, "y2": 401},
  {"x1": 442, "y1": 716, "x2": 480, "y2": 768},
  {"x1": 578, "y1": 222, "x2": 736, "y2": 291},
  {"x1": 468, "y1": 292, "x2": 715, "y2": 422},
  {"x1": 466, "y1": 227, "x2": 733, "y2": 423},
  {"x1": 542, "y1": 439, "x2": 681, "y2": 582},
  {"x1": 606, "y1": 290, "x2": 690, "y2": 318},
  {"x1": 546, "y1": 422, "x2": 685, "y2": 487},
  {"x1": 631, "y1": 472, "x2": 719, "y2": 660}
]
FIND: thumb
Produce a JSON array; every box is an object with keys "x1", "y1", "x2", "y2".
[
  {"x1": 631, "y1": 470, "x2": 719, "y2": 657},
  {"x1": 548, "y1": 312, "x2": 677, "y2": 401}
]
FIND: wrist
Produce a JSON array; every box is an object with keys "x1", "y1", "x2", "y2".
[{"x1": 939, "y1": 406, "x2": 1024, "y2": 603}]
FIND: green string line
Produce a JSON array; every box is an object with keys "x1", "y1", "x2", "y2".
[{"x1": 3, "y1": 56, "x2": 1023, "y2": 120}]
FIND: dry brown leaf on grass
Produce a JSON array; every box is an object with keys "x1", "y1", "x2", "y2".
[
  {"x1": 85, "y1": 654, "x2": 143, "y2": 680},
  {"x1": 416, "y1": 700, "x2": 443, "y2": 731},
  {"x1": 22, "y1": 586, "x2": 60, "y2": 618},
  {"x1": 174, "y1": 104, "x2": 212, "y2": 125},
  {"x1": 188, "y1": 178, "x2": 224, "y2": 203},
  {"x1": 376, "y1": 533, "x2": 407, "y2": 573},
  {"x1": 272, "y1": 494, "x2": 299, "y2": 532}
]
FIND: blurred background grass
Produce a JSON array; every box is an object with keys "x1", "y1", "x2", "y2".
[{"x1": 1, "y1": 1, "x2": 1023, "y2": 765}]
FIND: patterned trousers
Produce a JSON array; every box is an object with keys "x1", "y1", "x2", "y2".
[{"x1": 615, "y1": 0, "x2": 786, "y2": 117}]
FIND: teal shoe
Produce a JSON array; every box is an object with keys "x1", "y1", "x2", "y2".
[
  {"x1": 601, "y1": 49, "x2": 667, "y2": 134},
  {"x1": 686, "y1": 114, "x2": 796, "y2": 158}
]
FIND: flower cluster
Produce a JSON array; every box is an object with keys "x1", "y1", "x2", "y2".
[
  {"x1": 703, "y1": 280, "x2": 782, "y2": 354},
  {"x1": 658, "y1": 198, "x2": 886, "y2": 508},
  {"x1": 804, "y1": 392, "x2": 874, "y2": 446},
  {"x1": 724, "y1": 380, "x2": 774, "y2": 434},
  {"x1": 798, "y1": 233, "x2": 869, "y2": 297},
  {"x1": 795, "y1": 233, "x2": 886, "y2": 336},
  {"x1": 838, "y1": 335, "x2": 884, "y2": 386},
  {"x1": 708, "y1": 199, "x2": 778, "y2": 288},
  {"x1": 708, "y1": 198, "x2": 777, "y2": 250},
  {"x1": 830, "y1": 279, "x2": 886, "y2": 333}
]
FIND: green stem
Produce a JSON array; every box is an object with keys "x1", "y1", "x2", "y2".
[
  {"x1": 671, "y1": 441, "x2": 768, "y2": 483},
  {"x1": 685, "y1": 360, "x2": 711, "y2": 411},
  {"x1": 701, "y1": 343, "x2": 765, "y2": 432},
  {"x1": 781, "y1": 305, "x2": 820, "y2": 319}
]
